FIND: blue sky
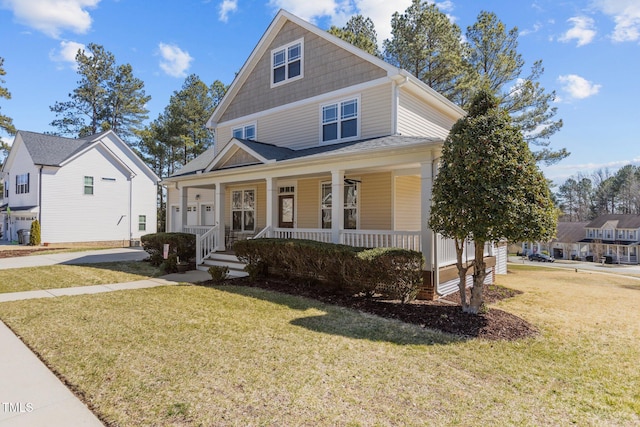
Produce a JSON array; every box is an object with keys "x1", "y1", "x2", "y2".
[{"x1": 0, "y1": 0, "x2": 638, "y2": 184}]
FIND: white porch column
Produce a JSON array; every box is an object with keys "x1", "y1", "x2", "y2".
[
  {"x1": 266, "y1": 177, "x2": 278, "y2": 234},
  {"x1": 215, "y1": 183, "x2": 226, "y2": 250},
  {"x1": 420, "y1": 161, "x2": 434, "y2": 271},
  {"x1": 331, "y1": 170, "x2": 344, "y2": 244},
  {"x1": 179, "y1": 185, "x2": 188, "y2": 232}
]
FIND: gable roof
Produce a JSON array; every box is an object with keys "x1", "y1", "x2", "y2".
[
  {"x1": 3, "y1": 130, "x2": 159, "y2": 183},
  {"x1": 585, "y1": 214, "x2": 640, "y2": 229},
  {"x1": 170, "y1": 135, "x2": 440, "y2": 177},
  {"x1": 18, "y1": 130, "x2": 96, "y2": 166},
  {"x1": 206, "y1": 9, "x2": 464, "y2": 129},
  {"x1": 553, "y1": 221, "x2": 589, "y2": 244}
]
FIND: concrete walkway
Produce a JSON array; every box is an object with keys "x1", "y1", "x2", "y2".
[{"x1": 0, "y1": 248, "x2": 210, "y2": 426}]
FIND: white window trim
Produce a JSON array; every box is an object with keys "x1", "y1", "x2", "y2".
[
  {"x1": 270, "y1": 38, "x2": 304, "y2": 88},
  {"x1": 138, "y1": 215, "x2": 147, "y2": 231},
  {"x1": 231, "y1": 187, "x2": 257, "y2": 233},
  {"x1": 319, "y1": 180, "x2": 360, "y2": 230},
  {"x1": 232, "y1": 122, "x2": 257, "y2": 141},
  {"x1": 319, "y1": 95, "x2": 361, "y2": 145},
  {"x1": 84, "y1": 176, "x2": 94, "y2": 195}
]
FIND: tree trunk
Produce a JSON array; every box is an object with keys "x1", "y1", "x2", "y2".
[
  {"x1": 454, "y1": 238, "x2": 469, "y2": 311},
  {"x1": 465, "y1": 240, "x2": 487, "y2": 314}
]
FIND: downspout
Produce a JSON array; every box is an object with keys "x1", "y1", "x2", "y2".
[
  {"x1": 432, "y1": 155, "x2": 440, "y2": 295},
  {"x1": 38, "y1": 166, "x2": 43, "y2": 224},
  {"x1": 392, "y1": 76, "x2": 409, "y2": 136},
  {"x1": 129, "y1": 175, "x2": 133, "y2": 246}
]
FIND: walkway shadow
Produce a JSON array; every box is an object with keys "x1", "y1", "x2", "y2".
[{"x1": 208, "y1": 284, "x2": 462, "y2": 346}]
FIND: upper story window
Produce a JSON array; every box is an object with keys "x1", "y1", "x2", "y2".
[
  {"x1": 84, "y1": 176, "x2": 94, "y2": 195},
  {"x1": 16, "y1": 173, "x2": 29, "y2": 194},
  {"x1": 232, "y1": 124, "x2": 256, "y2": 141},
  {"x1": 322, "y1": 97, "x2": 359, "y2": 143},
  {"x1": 271, "y1": 39, "x2": 303, "y2": 87}
]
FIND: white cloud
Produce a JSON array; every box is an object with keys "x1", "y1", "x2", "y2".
[
  {"x1": 593, "y1": 0, "x2": 640, "y2": 42},
  {"x1": 49, "y1": 40, "x2": 85, "y2": 68},
  {"x1": 0, "y1": 0, "x2": 100, "y2": 38},
  {"x1": 219, "y1": 0, "x2": 238, "y2": 22},
  {"x1": 268, "y1": 0, "x2": 417, "y2": 44},
  {"x1": 559, "y1": 16, "x2": 596, "y2": 46},
  {"x1": 542, "y1": 158, "x2": 640, "y2": 183},
  {"x1": 157, "y1": 43, "x2": 193, "y2": 78},
  {"x1": 557, "y1": 74, "x2": 601, "y2": 100}
]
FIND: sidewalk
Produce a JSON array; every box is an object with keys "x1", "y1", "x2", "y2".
[
  {"x1": 0, "y1": 247, "x2": 150, "y2": 270},
  {"x1": 0, "y1": 251, "x2": 210, "y2": 426}
]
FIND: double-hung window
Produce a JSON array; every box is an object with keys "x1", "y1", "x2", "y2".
[
  {"x1": 138, "y1": 215, "x2": 147, "y2": 231},
  {"x1": 320, "y1": 181, "x2": 358, "y2": 229},
  {"x1": 271, "y1": 39, "x2": 303, "y2": 86},
  {"x1": 84, "y1": 176, "x2": 94, "y2": 195},
  {"x1": 16, "y1": 173, "x2": 29, "y2": 194},
  {"x1": 232, "y1": 124, "x2": 256, "y2": 140},
  {"x1": 231, "y1": 189, "x2": 255, "y2": 232},
  {"x1": 322, "y1": 98, "x2": 358, "y2": 143}
]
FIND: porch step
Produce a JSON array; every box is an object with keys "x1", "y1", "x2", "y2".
[{"x1": 198, "y1": 253, "x2": 248, "y2": 278}]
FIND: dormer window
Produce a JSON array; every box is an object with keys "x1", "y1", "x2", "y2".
[
  {"x1": 271, "y1": 39, "x2": 303, "y2": 87},
  {"x1": 232, "y1": 124, "x2": 256, "y2": 141}
]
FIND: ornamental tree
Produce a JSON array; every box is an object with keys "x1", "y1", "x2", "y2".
[{"x1": 429, "y1": 90, "x2": 556, "y2": 314}]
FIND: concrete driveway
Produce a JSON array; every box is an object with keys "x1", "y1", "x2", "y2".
[{"x1": 0, "y1": 247, "x2": 149, "y2": 270}]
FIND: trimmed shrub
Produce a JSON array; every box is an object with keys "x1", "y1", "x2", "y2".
[
  {"x1": 208, "y1": 265, "x2": 229, "y2": 284},
  {"x1": 367, "y1": 248, "x2": 424, "y2": 303},
  {"x1": 234, "y1": 238, "x2": 423, "y2": 300},
  {"x1": 29, "y1": 220, "x2": 41, "y2": 246},
  {"x1": 141, "y1": 232, "x2": 196, "y2": 266}
]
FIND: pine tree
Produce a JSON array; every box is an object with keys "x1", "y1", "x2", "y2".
[{"x1": 328, "y1": 15, "x2": 380, "y2": 57}]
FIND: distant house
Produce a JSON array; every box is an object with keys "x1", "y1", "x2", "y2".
[
  {"x1": 549, "y1": 221, "x2": 589, "y2": 260},
  {"x1": 578, "y1": 215, "x2": 640, "y2": 264},
  {"x1": 1, "y1": 130, "x2": 159, "y2": 246},
  {"x1": 537, "y1": 215, "x2": 640, "y2": 264},
  {"x1": 162, "y1": 9, "x2": 508, "y2": 299}
]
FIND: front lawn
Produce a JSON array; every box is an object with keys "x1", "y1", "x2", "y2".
[
  {"x1": 0, "y1": 265, "x2": 639, "y2": 425},
  {"x1": 0, "y1": 262, "x2": 162, "y2": 293}
]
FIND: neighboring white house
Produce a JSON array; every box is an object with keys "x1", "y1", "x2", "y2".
[
  {"x1": 579, "y1": 215, "x2": 640, "y2": 264},
  {"x1": 1, "y1": 130, "x2": 159, "y2": 246},
  {"x1": 162, "y1": 9, "x2": 507, "y2": 299}
]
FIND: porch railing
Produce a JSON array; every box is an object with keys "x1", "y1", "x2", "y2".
[
  {"x1": 341, "y1": 230, "x2": 421, "y2": 251},
  {"x1": 437, "y1": 237, "x2": 492, "y2": 267},
  {"x1": 272, "y1": 227, "x2": 333, "y2": 242},
  {"x1": 183, "y1": 225, "x2": 217, "y2": 265}
]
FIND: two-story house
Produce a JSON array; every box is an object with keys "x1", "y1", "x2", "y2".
[
  {"x1": 578, "y1": 214, "x2": 640, "y2": 263},
  {"x1": 163, "y1": 9, "x2": 507, "y2": 299},
  {"x1": 1, "y1": 130, "x2": 159, "y2": 246}
]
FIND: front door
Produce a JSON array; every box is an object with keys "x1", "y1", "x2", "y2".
[{"x1": 279, "y1": 195, "x2": 294, "y2": 228}]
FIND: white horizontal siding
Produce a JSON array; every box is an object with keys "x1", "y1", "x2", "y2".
[
  {"x1": 398, "y1": 89, "x2": 455, "y2": 139},
  {"x1": 5, "y1": 136, "x2": 39, "y2": 209},
  {"x1": 41, "y1": 146, "x2": 131, "y2": 243}
]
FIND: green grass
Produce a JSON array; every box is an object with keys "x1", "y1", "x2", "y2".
[
  {"x1": 0, "y1": 262, "x2": 162, "y2": 293},
  {"x1": 0, "y1": 265, "x2": 639, "y2": 426}
]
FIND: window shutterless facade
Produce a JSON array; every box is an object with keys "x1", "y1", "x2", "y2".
[
  {"x1": 16, "y1": 173, "x2": 29, "y2": 194},
  {"x1": 231, "y1": 189, "x2": 255, "y2": 232},
  {"x1": 138, "y1": 215, "x2": 146, "y2": 231},
  {"x1": 232, "y1": 124, "x2": 256, "y2": 140},
  {"x1": 271, "y1": 39, "x2": 303, "y2": 87},
  {"x1": 84, "y1": 176, "x2": 94, "y2": 195},
  {"x1": 320, "y1": 181, "x2": 358, "y2": 229},
  {"x1": 321, "y1": 97, "x2": 359, "y2": 143}
]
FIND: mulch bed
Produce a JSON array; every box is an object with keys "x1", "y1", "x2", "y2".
[{"x1": 205, "y1": 276, "x2": 539, "y2": 341}]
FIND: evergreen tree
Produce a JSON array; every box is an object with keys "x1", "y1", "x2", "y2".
[
  {"x1": 465, "y1": 11, "x2": 566, "y2": 164},
  {"x1": 328, "y1": 15, "x2": 380, "y2": 57},
  {"x1": 0, "y1": 56, "x2": 15, "y2": 137},
  {"x1": 430, "y1": 90, "x2": 556, "y2": 313},
  {"x1": 383, "y1": 0, "x2": 467, "y2": 100},
  {"x1": 50, "y1": 43, "x2": 150, "y2": 141}
]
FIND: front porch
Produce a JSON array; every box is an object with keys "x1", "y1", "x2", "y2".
[{"x1": 166, "y1": 140, "x2": 503, "y2": 298}]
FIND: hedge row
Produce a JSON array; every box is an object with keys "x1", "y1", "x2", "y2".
[
  {"x1": 141, "y1": 232, "x2": 196, "y2": 272},
  {"x1": 233, "y1": 238, "x2": 423, "y2": 303}
]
